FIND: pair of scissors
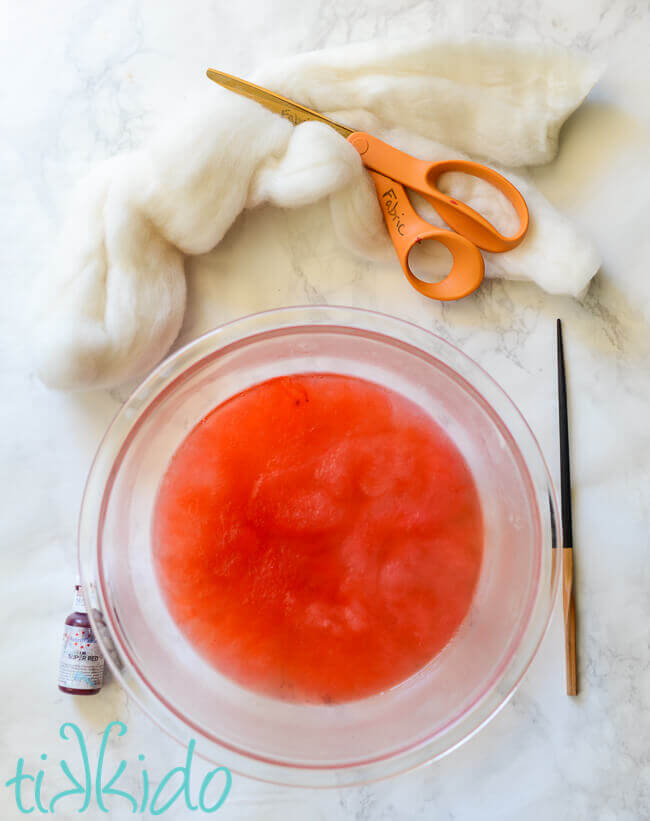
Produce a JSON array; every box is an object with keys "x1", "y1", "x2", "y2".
[{"x1": 206, "y1": 69, "x2": 529, "y2": 301}]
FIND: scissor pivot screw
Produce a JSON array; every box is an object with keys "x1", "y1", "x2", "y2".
[{"x1": 349, "y1": 134, "x2": 369, "y2": 155}]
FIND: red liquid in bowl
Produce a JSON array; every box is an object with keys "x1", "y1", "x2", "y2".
[{"x1": 153, "y1": 374, "x2": 483, "y2": 703}]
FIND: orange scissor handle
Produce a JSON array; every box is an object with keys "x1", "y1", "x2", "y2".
[
  {"x1": 348, "y1": 132, "x2": 529, "y2": 254},
  {"x1": 367, "y1": 169, "x2": 484, "y2": 301},
  {"x1": 425, "y1": 160, "x2": 529, "y2": 252}
]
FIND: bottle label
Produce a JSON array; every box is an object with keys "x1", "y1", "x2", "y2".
[
  {"x1": 73, "y1": 587, "x2": 87, "y2": 614},
  {"x1": 58, "y1": 624, "x2": 104, "y2": 690}
]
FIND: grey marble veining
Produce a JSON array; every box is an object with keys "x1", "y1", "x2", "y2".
[{"x1": 2, "y1": 1, "x2": 650, "y2": 819}]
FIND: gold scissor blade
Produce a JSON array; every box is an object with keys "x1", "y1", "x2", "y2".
[{"x1": 206, "y1": 69, "x2": 353, "y2": 138}]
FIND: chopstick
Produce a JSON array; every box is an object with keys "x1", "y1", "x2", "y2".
[{"x1": 557, "y1": 319, "x2": 577, "y2": 696}]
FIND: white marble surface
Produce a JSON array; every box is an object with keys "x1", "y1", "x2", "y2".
[{"x1": 2, "y1": 0, "x2": 650, "y2": 818}]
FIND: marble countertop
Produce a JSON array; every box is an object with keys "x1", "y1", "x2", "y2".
[{"x1": 2, "y1": 0, "x2": 650, "y2": 818}]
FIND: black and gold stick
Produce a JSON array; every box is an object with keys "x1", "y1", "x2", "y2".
[{"x1": 557, "y1": 319, "x2": 577, "y2": 695}]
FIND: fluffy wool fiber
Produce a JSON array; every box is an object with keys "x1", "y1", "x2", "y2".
[{"x1": 35, "y1": 38, "x2": 602, "y2": 390}]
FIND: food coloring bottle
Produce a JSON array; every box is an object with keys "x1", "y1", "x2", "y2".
[{"x1": 58, "y1": 582, "x2": 104, "y2": 695}]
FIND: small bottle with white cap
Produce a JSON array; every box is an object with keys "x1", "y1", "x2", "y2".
[{"x1": 57, "y1": 579, "x2": 104, "y2": 695}]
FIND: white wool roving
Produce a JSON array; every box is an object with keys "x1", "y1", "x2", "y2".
[{"x1": 35, "y1": 37, "x2": 601, "y2": 390}]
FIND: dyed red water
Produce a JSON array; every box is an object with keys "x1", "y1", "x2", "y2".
[{"x1": 154, "y1": 373, "x2": 483, "y2": 703}]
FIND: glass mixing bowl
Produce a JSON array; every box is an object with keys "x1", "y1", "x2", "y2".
[{"x1": 79, "y1": 306, "x2": 559, "y2": 787}]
